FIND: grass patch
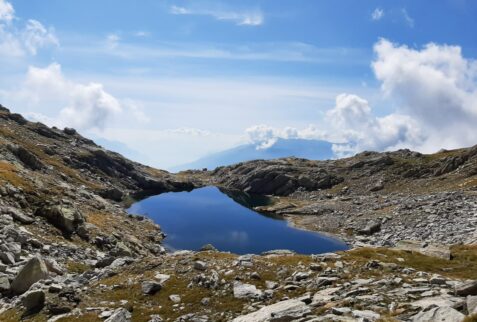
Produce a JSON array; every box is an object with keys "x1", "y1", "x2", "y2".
[
  {"x1": 0, "y1": 161, "x2": 32, "y2": 190},
  {"x1": 463, "y1": 314, "x2": 477, "y2": 322},
  {"x1": 66, "y1": 261, "x2": 91, "y2": 274},
  {"x1": 343, "y1": 245, "x2": 477, "y2": 280}
]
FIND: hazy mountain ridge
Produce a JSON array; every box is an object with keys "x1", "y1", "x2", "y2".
[{"x1": 172, "y1": 138, "x2": 335, "y2": 171}]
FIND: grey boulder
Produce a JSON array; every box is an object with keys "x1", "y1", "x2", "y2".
[
  {"x1": 11, "y1": 256, "x2": 49, "y2": 294},
  {"x1": 105, "y1": 308, "x2": 131, "y2": 322},
  {"x1": 35, "y1": 205, "x2": 84, "y2": 235},
  {"x1": 21, "y1": 289, "x2": 45, "y2": 312}
]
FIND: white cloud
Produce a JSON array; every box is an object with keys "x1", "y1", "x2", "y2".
[
  {"x1": 0, "y1": 0, "x2": 14, "y2": 23},
  {"x1": 371, "y1": 8, "x2": 384, "y2": 21},
  {"x1": 21, "y1": 19, "x2": 59, "y2": 55},
  {"x1": 16, "y1": 63, "x2": 122, "y2": 130},
  {"x1": 0, "y1": 1, "x2": 58, "y2": 58},
  {"x1": 170, "y1": 5, "x2": 264, "y2": 26},
  {"x1": 325, "y1": 94, "x2": 423, "y2": 156},
  {"x1": 245, "y1": 39, "x2": 477, "y2": 157},
  {"x1": 372, "y1": 39, "x2": 477, "y2": 151}
]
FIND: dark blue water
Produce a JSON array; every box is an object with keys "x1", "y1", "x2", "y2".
[{"x1": 128, "y1": 186, "x2": 348, "y2": 255}]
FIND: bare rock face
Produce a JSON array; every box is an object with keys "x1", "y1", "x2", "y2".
[
  {"x1": 411, "y1": 306, "x2": 464, "y2": 322},
  {"x1": 7, "y1": 144, "x2": 45, "y2": 170},
  {"x1": 11, "y1": 256, "x2": 49, "y2": 295},
  {"x1": 35, "y1": 205, "x2": 85, "y2": 236},
  {"x1": 231, "y1": 298, "x2": 311, "y2": 322},
  {"x1": 213, "y1": 159, "x2": 343, "y2": 196},
  {"x1": 395, "y1": 240, "x2": 451, "y2": 260}
]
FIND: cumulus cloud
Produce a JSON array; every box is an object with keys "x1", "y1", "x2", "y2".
[
  {"x1": 325, "y1": 94, "x2": 423, "y2": 156},
  {"x1": 247, "y1": 39, "x2": 477, "y2": 157},
  {"x1": 0, "y1": 0, "x2": 14, "y2": 23},
  {"x1": 372, "y1": 38, "x2": 477, "y2": 151},
  {"x1": 18, "y1": 63, "x2": 122, "y2": 130},
  {"x1": 0, "y1": 1, "x2": 58, "y2": 58},
  {"x1": 170, "y1": 5, "x2": 263, "y2": 26}
]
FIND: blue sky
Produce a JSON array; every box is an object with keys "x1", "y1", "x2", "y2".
[{"x1": 1, "y1": 0, "x2": 476, "y2": 169}]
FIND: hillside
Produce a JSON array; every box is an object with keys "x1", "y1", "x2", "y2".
[{"x1": 1, "y1": 106, "x2": 477, "y2": 321}]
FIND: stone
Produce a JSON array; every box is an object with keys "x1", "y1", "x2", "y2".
[
  {"x1": 105, "y1": 308, "x2": 132, "y2": 322},
  {"x1": 429, "y1": 274, "x2": 446, "y2": 285},
  {"x1": 411, "y1": 296, "x2": 464, "y2": 309},
  {"x1": 111, "y1": 242, "x2": 133, "y2": 257},
  {"x1": 395, "y1": 240, "x2": 451, "y2": 260},
  {"x1": 231, "y1": 298, "x2": 311, "y2": 322},
  {"x1": 148, "y1": 315, "x2": 163, "y2": 322},
  {"x1": 45, "y1": 258, "x2": 65, "y2": 275},
  {"x1": 456, "y1": 280, "x2": 477, "y2": 296},
  {"x1": 194, "y1": 261, "x2": 207, "y2": 271},
  {"x1": 49, "y1": 284, "x2": 63, "y2": 293},
  {"x1": 100, "y1": 188, "x2": 124, "y2": 202},
  {"x1": 233, "y1": 282, "x2": 262, "y2": 299},
  {"x1": 63, "y1": 127, "x2": 77, "y2": 135},
  {"x1": 359, "y1": 221, "x2": 381, "y2": 235},
  {"x1": 142, "y1": 281, "x2": 162, "y2": 295},
  {"x1": 35, "y1": 205, "x2": 85, "y2": 235},
  {"x1": 467, "y1": 296, "x2": 477, "y2": 315},
  {"x1": 332, "y1": 307, "x2": 352, "y2": 315},
  {"x1": 411, "y1": 306, "x2": 464, "y2": 322},
  {"x1": 294, "y1": 272, "x2": 310, "y2": 281},
  {"x1": 265, "y1": 281, "x2": 279, "y2": 289},
  {"x1": 312, "y1": 287, "x2": 341, "y2": 305},
  {"x1": 169, "y1": 294, "x2": 181, "y2": 303},
  {"x1": 8, "y1": 144, "x2": 44, "y2": 170},
  {"x1": 0, "y1": 252, "x2": 15, "y2": 265},
  {"x1": 11, "y1": 256, "x2": 49, "y2": 294},
  {"x1": 0, "y1": 275, "x2": 10, "y2": 293},
  {"x1": 0, "y1": 206, "x2": 34, "y2": 224},
  {"x1": 199, "y1": 244, "x2": 218, "y2": 252},
  {"x1": 21, "y1": 289, "x2": 45, "y2": 312},
  {"x1": 154, "y1": 273, "x2": 171, "y2": 285},
  {"x1": 352, "y1": 310, "x2": 381, "y2": 321}
]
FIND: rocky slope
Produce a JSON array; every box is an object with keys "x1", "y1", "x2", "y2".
[
  {"x1": 2, "y1": 105, "x2": 477, "y2": 321},
  {"x1": 211, "y1": 147, "x2": 477, "y2": 248}
]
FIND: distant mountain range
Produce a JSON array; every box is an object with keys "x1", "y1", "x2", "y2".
[{"x1": 172, "y1": 138, "x2": 335, "y2": 172}]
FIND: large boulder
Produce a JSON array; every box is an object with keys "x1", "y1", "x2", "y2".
[
  {"x1": 231, "y1": 298, "x2": 311, "y2": 322},
  {"x1": 11, "y1": 256, "x2": 49, "y2": 294},
  {"x1": 455, "y1": 280, "x2": 477, "y2": 296},
  {"x1": 233, "y1": 282, "x2": 262, "y2": 299},
  {"x1": 142, "y1": 281, "x2": 162, "y2": 295},
  {"x1": 7, "y1": 144, "x2": 44, "y2": 170},
  {"x1": 21, "y1": 289, "x2": 45, "y2": 312},
  {"x1": 35, "y1": 205, "x2": 85, "y2": 235}
]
